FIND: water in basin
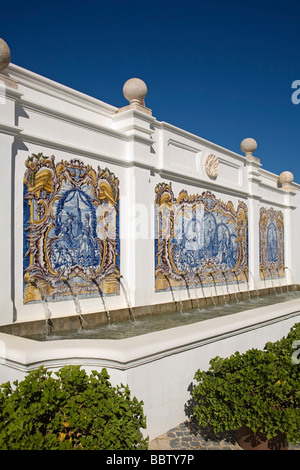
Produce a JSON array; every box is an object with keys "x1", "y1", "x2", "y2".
[{"x1": 26, "y1": 290, "x2": 300, "y2": 341}]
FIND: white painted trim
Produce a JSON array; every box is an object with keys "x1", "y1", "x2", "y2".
[
  {"x1": 5, "y1": 63, "x2": 118, "y2": 117},
  {"x1": 18, "y1": 130, "x2": 128, "y2": 165},
  {"x1": 20, "y1": 97, "x2": 126, "y2": 140},
  {"x1": 0, "y1": 122, "x2": 23, "y2": 136},
  {"x1": 157, "y1": 121, "x2": 246, "y2": 163}
]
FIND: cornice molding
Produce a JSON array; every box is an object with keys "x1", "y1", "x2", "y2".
[
  {"x1": 20, "y1": 97, "x2": 127, "y2": 141},
  {"x1": 157, "y1": 121, "x2": 245, "y2": 163},
  {"x1": 5, "y1": 63, "x2": 118, "y2": 118},
  {"x1": 0, "y1": 121, "x2": 23, "y2": 136}
]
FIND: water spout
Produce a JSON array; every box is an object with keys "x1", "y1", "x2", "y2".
[
  {"x1": 181, "y1": 274, "x2": 193, "y2": 309},
  {"x1": 284, "y1": 266, "x2": 297, "y2": 291},
  {"x1": 232, "y1": 270, "x2": 242, "y2": 300},
  {"x1": 191, "y1": 273, "x2": 201, "y2": 309},
  {"x1": 164, "y1": 274, "x2": 177, "y2": 309},
  {"x1": 242, "y1": 269, "x2": 251, "y2": 300},
  {"x1": 28, "y1": 276, "x2": 53, "y2": 335},
  {"x1": 207, "y1": 273, "x2": 216, "y2": 307},
  {"x1": 222, "y1": 270, "x2": 239, "y2": 303},
  {"x1": 209, "y1": 272, "x2": 219, "y2": 301},
  {"x1": 90, "y1": 277, "x2": 111, "y2": 323},
  {"x1": 215, "y1": 271, "x2": 227, "y2": 304},
  {"x1": 284, "y1": 267, "x2": 289, "y2": 292},
  {"x1": 229, "y1": 270, "x2": 240, "y2": 302},
  {"x1": 42, "y1": 302, "x2": 53, "y2": 336},
  {"x1": 164, "y1": 274, "x2": 184, "y2": 314},
  {"x1": 221, "y1": 270, "x2": 230, "y2": 300},
  {"x1": 260, "y1": 267, "x2": 266, "y2": 282},
  {"x1": 195, "y1": 273, "x2": 209, "y2": 306},
  {"x1": 275, "y1": 268, "x2": 283, "y2": 294},
  {"x1": 266, "y1": 268, "x2": 278, "y2": 295},
  {"x1": 116, "y1": 275, "x2": 135, "y2": 320},
  {"x1": 61, "y1": 277, "x2": 85, "y2": 328},
  {"x1": 176, "y1": 282, "x2": 184, "y2": 314}
]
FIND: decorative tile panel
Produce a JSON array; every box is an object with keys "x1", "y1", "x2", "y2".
[
  {"x1": 259, "y1": 207, "x2": 284, "y2": 279},
  {"x1": 154, "y1": 183, "x2": 248, "y2": 291},
  {"x1": 23, "y1": 154, "x2": 120, "y2": 304}
]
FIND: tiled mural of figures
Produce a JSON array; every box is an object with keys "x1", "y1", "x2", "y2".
[
  {"x1": 23, "y1": 154, "x2": 120, "y2": 304},
  {"x1": 259, "y1": 207, "x2": 284, "y2": 279},
  {"x1": 154, "y1": 183, "x2": 248, "y2": 291}
]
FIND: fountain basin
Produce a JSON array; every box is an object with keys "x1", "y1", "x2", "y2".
[
  {"x1": 0, "y1": 286, "x2": 296, "y2": 339},
  {"x1": 0, "y1": 293, "x2": 300, "y2": 440}
]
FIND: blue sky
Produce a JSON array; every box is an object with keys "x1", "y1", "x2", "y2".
[{"x1": 1, "y1": 0, "x2": 300, "y2": 182}]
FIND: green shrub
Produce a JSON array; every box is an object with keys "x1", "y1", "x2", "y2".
[
  {"x1": 192, "y1": 322, "x2": 300, "y2": 444},
  {"x1": 0, "y1": 365, "x2": 148, "y2": 450}
]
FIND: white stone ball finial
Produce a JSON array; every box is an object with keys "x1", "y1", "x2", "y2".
[
  {"x1": 240, "y1": 138, "x2": 257, "y2": 160},
  {"x1": 0, "y1": 38, "x2": 11, "y2": 72},
  {"x1": 278, "y1": 171, "x2": 294, "y2": 191},
  {"x1": 123, "y1": 78, "x2": 147, "y2": 106}
]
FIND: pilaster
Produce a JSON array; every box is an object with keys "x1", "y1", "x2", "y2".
[
  {"x1": 241, "y1": 138, "x2": 262, "y2": 290},
  {"x1": 0, "y1": 71, "x2": 23, "y2": 325},
  {"x1": 112, "y1": 107, "x2": 156, "y2": 168},
  {"x1": 112, "y1": 78, "x2": 156, "y2": 307}
]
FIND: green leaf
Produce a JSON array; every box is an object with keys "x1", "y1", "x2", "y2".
[{"x1": 0, "y1": 365, "x2": 148, "y2": 450}]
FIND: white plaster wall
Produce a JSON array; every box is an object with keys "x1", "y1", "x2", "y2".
[
  {"x1": 156, "y1": 122, "x2": 247, "y2": 194},
  {"x1": 0, "y1": 80, "x2": 23, "y2": 325},
  {"x1": 290, "y1": 190, "x2": 300, "y2": 283}
]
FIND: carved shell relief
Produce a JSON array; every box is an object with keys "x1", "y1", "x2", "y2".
[{"x1": 205, "y1": 154, "x2": 219, "y2": 179}]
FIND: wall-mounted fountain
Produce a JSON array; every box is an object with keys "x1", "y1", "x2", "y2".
[{"x1": 0, "y1": 38, "x2": 300, "y2": 440}]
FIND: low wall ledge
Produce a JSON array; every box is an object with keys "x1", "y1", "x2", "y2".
[{"x1": 1, "y1": 298, "x2": 299, "y2": 372}]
